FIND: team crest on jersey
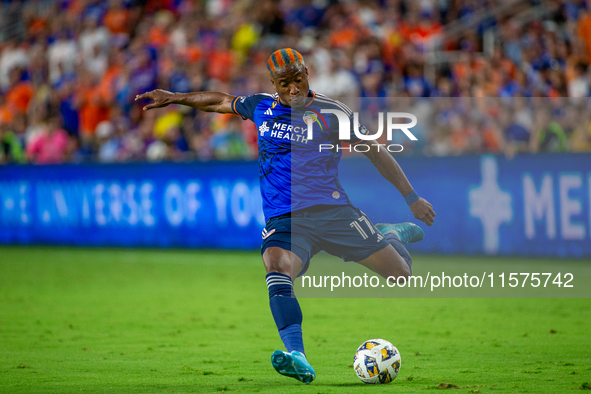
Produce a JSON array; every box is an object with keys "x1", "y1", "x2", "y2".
[
  {"x1": 303, "y1": 111, "x2": 324, "y2": 131},
  {"x1": 358, "y1": 122, "x2": 370, "y2": 136},
  {"x1": 259, "y1": 121, "x2": 270, "y2": 136},
  {"x1": 332, "y1": 191, "x2": 340, "y2": 199}
]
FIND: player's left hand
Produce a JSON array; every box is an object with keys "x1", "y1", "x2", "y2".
[
  {"x1": 410, "y1": 198, "x2": 436, "y2": 226},
  {"x1": 135, "y1": 89, "x2": 174, "y2": 111}
]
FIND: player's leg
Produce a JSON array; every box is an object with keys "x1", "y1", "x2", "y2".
[
  {"x1": 263, "y1": 245, "x2": 303, "y2": 280},
  {"x1": 375, "y1": 222, "x2": 424, "y2": 274},
  {"x1": 358, "y1": 222, "x2": 424, "y2": 280},
  {"x1": 358, "y1": 243, "x2": 411, "y2": 280},
  {"x1": 263, "y1": 246, "x2": 304, "y2": 354},
  {"x1": 320, "y1": 206, "x2": 420, "y2": 281},
  {"x1": 262, "y1": 246, "x2": 316, "y2": 383}
]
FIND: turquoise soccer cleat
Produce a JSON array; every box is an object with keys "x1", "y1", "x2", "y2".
[
  {"x1": 271, "y1": 350, "x2": 316, "y2": 384},
  {"x1": 376, "y1": 222, "x2": 424, "y2": 244}
]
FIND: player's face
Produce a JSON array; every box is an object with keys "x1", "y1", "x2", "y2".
[{"x1": 271, "y1": 67, "x2": 309, "y2": 108}]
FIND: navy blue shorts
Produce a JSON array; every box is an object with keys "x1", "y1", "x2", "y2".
[{"x1": 261, "y1": 204, "x2": 390, "y2": 276}]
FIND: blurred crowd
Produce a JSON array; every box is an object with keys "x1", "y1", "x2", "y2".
[{"x1": 0, "y1": 0, "x2": 590, "y2": 164}]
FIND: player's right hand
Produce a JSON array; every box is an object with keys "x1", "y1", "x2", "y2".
[
  {"x1": 135, "y1": 89, "x2": 175, "y2": 111},
  {"x1": 410, "y1": 198, "x2": 436, "y2": 226}
]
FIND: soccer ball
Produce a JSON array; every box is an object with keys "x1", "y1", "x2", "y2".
[{"x1": 353, "y1": 339, "x2": 401, "y2": 384}]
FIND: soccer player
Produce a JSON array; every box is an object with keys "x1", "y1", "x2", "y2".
[{"x1": 136, "y1": 48, "x2": 435, "y2": 384}]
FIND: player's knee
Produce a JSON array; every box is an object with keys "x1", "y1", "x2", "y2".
[
  {"x1": 263, "y1": 247, "x2": 298, "y2": 277},
  {"x1": 389, "y1": 255, "x2": 411, "y2": 279},
  {"x1": 398, "y1": 264, "x2": 411, "y2": 279},
  {"x1": 264, "y1": 260, "x2": 291, "y2": 276}
]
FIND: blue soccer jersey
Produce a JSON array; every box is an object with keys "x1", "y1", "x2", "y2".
[{"x1": 231, "y1": 90, "x2": 364, "y2": 220}]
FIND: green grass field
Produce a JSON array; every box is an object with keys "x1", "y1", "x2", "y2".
[{"x1": 1, "y1": 246, "x2": 590, "y2": 393}]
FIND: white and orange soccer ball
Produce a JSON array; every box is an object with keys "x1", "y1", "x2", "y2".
[{"x1": 353, "y1": 339, "x2": 401, "y2": 384}]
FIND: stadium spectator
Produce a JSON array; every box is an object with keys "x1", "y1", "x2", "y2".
[
  {"x1": 79, "y1": 16, "x2": 111, "y2": 78},
  {"x1": 47, "y1": 27, "x2": 77, "y2": 86},
  {"x1": 577, "y1": 9, "x2": 591, "y2": 59},
  {"x1": 25, "y1": 100, "x2": 48, "y2": 144},
  {"x1": 103, "y1": 0, "x2": 132, "y2": 39},
  {"x1": 570, "y1": 104, "x2": 591, "y2": 151},
  {"x1": 76, "y1": 68, "x2": 110, "y2": 139},
  {"x1": 5, "y1": 68, "x2": 34, "y2": 114},
  {"x1": 0, "y1": 39, "x2": 29, "y2": 91},
  {"x1": 57, "y1": 78, "x2": 80, "y2": 137},
  {"x1": 308, "y1": 51, "x2": 360, "y2": 98},
  {"x1": 0, "y1": 0, "x2": 590, "y2": 164},
  {"x1": 210, "y1": 115, "x2": 250, "y2": 160},
  {"x1": 26, "y1": 115, "x2": 69, "y2": 164},
  {"x1": 0, "y1": 109, "x2": 27, "y2": 164},
  {"x1": 568, "y1": 62, "x2": 590, "y2": 97}
]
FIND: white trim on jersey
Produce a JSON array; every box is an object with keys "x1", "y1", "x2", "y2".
[{"x1": 314, "y1": 94, "x2": 353, "y2": 116}]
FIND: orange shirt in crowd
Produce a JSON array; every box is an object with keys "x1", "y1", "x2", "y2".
[
  {"x1": 399, "y1": 21, "x2": 442, "y2": 43},
  {"x1": 79, "y1": 88, "x2": 109, "y2": 135},
  {"x1": 28, "y1": 17, "x2": 46, "y2": 37},
  {"x1": 104, "y1": 8, "x2": 130, "y2": 35},
  {"x1": 66, "y1": 0, "x2": 84, "y2": 17},
  {"x1": 482, "y1": 127, "x2": 502, "y2": 152},
  {"x1": 207, "y1": 50, "x2": 235, "y2": 82},
  {"x1": 0, "y1": 105, "x2": 14, "y2": 125},
  {"x1": 97, "y1": 65, "x2": 122, "y2": 104},
  {"x1": 452, "y1": 62, "x2": 471, "y2": 82},
  {"x1": 329, "y1": 27, "x2": 358, "y2": 49},
  {"x1": 577, "y1": 12, "x2": 591, "y2": 60},
  {"x1": 148, "y1": 26, "x2": 169, "y2": 48},
  {"x1": 382, "y1": 29, "x2": 403, "y2": 65},
  {"x1": 6, "y1": 81, "x2": 34, "y2": 113},
  {"x1": 184, "y1": 44, "x2": 201, "y2": 62}
]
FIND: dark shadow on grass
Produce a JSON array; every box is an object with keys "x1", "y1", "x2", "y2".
[{"x1": 240, "y1": 381, "x2": 364, "y2": 389}]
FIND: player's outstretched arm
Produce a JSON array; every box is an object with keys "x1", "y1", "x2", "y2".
[
  {"x1": 135, "y1": 89, "x2": 236, "y2": 113},
  {"x1": 363, "y1": 147, "x2": 436, "y2": 226}
]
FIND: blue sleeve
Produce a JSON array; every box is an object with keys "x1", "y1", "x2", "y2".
[{"x1": 231, "y1": 94, "x2": 269, "y2": 121}]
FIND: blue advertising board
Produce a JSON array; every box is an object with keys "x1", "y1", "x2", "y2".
[
  {"x1": 341, "y1": 153, "x2": 591, "y2": 259},
  {"x1": 1, "y1": 153, "x2": 590, "y2": 258},
  {"x1": 0, "y1": 161, "x2": 264, "y2": 249}
]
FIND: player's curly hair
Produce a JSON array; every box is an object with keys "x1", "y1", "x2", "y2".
[{"x1": 267, "y1": 48, "x2": 305, "y2": 76}]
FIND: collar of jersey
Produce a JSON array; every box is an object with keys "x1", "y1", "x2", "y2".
[{"x1": 275, "y1": 90, "x2": 316, "y2": 108}]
